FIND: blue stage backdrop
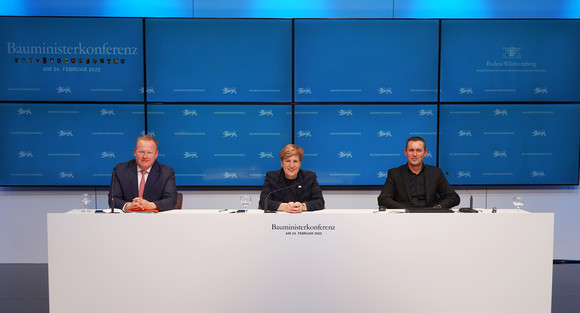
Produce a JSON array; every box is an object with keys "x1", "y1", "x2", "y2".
[
  {"x1": 439, "y1": 104, "x2": 580, "y2": 185},
  {"x1": 294, "y1": 104, "x2": 438, "y2": 185},
  {"x1": 394, "y1": 0, "x2": 580, "y2": 18},
  {"x1": 145, "y1": 19, "x2": 292, "y2": 102},
  {"x1": 146, "y1": 104, "x2": 292, "y2": 186},
  {"x1": 294, "y1": 19, "x2": 439, "y2": 102},
  {"x1": 193, "y1": 0, "x2": 393, "y2": 18},
  {"x1": 0, "y1": 17, "x2": 144, "y2": 102},
  {"x1": 0, "y1": 0, "x2": 194, "y2": 17},
  {"x1": 0, "y1": 103, "x2": 144, "y2": 186},
  {"x1": 2, "y1": 17, "x2": 580, "y2": 187},
  {"x1": 440, "y1": 19, "x2": 580, "y2": 102}
]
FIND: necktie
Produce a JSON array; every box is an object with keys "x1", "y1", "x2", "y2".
[{"x1": 138, "y1": 170, "x2": 147, "y2": 198}]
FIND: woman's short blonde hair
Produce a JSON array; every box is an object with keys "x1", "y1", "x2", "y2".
[{"x1": 279, "y1": 144, "x2": 304, "y2": 161}]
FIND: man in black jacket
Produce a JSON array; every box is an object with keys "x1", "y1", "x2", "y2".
[{"x1": 378, "y1": 136, "x2": 459, "y2": 209}]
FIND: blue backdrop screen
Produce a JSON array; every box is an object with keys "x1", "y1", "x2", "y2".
[
  {"x1": 294, "y1": 104, "x2": 438, "y2": 185},
  {"x1": 439, "y1": 104, "x2": 580, "y2": 185},
  {"x1": 0, "y1": 103, "x2": 144, "y2": 186},
  {"x1": 193, "y1": 0, "x2": 393, "y2": 18},
  {"x1": 0, "y1": 0, "x2": 194, "y2": 17},
  {"x1": 394, "y1": 0, "x2": 580, "y2": 18},
  {"x1": 147, "y1": 104, "x2": 292, "y2": 186},
  {"x1": 145, "y1": 19, "x2": 292, "y2": 102},
  {"x1": 294, "y1": 19, "x2": 439, "y2": 102},
  {"x1": 2, "y1": 17, "x2": 580, "y2": 187},
  {"x1": 0, "y1": 17, "x2": 144, "y2": 102},
  {"x1": 440, "y1": 20, "x2": 580, "y2": 102}
]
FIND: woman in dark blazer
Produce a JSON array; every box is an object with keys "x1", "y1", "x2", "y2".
[{"x1": 259, "y1": 144, "x2": 325, "y2": 213}]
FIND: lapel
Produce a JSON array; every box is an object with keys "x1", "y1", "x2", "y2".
[
  {"x1": 126, "y1": 161, "x2": 139, "y2": 198},
  {"x1": 401, "y1": 165, "x2": 413, "y2": 202},
  {"x1": 142, "y1": 161, "x2": 159, "y2": 198},
  {"x1": 296, "y1": 170, "x2": 304, "y2": 200},
  {"x1": 423, "y1": 165, "x2": 432, "y2": 205}
]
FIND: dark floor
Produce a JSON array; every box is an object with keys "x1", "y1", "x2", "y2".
[
  {"x1": 552, "y1": 262, "x2": 580, "y2": 313},
  {"x1": 0, "y1": 264, "x2": 48, "y2": 313},
  {"x1": 1, "y1": 263, "x2": 579, "y2": 313}
]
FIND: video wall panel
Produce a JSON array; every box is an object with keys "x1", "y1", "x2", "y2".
[
  {"x1": 294, "y1": 19, "x2": 439, "y2": 102},
  {"x1": 0, "y1": 17, "x2": 144, "y2": 102},
  {"x1": 193, "y1": 0, "x2": 393, "y2": 18},
  {"x1": 1, "y1": 17, "x2": 579, "y2": 187},
  {"x1": 0, "y1": 103, "x2": 144, "y2": 186},
  {"x1": 294, "y1": 104, "x2": 438, "y2": 185},
  {"x1": 0, "y1": 0, "x2": 194, "y2": 17},
  {"x1": 147, "y1": 104, "x2": 292, "y2": 186},
  {"x1": 394, "y1": 0, "x2": 578, "y2": 19},
  {"x1": 145, "y1": 19, "x2": 292, "y2": 102},
  {"x1": 439, "y1": 104, "x2": 580, "y2": 185},
  {"x1": 440, "y1": 20, "x2": 580, "y2": 102}
]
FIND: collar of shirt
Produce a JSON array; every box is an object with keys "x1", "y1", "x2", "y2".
[
  {"x1": 137, "y1": 165, "x2": 152, "y2": 173},
  {"x1": 406, "y1": 163, "x2": 425, "y2": 176}
]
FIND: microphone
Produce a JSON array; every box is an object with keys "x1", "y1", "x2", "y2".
[
  {"x1": 263, "y1": 183, "x2": 302, "y2": 213},
  {"x1": 108, "y1": 166, "x2": 120, "y2": 213},
  {"x1": 444, "y1": 171, "x2": 475, "y2": 212}
]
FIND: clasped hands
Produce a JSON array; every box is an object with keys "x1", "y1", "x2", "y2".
[
  {"x1": 125, "y1": 197, "x2": 157, "y2": 212},
  {"x1": 279, "y1": 201, "x2": 306, "y2": 213}
]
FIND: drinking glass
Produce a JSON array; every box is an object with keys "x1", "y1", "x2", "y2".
[
  {"x1": 240, "y1": 195, "x2": 251, "y2": 210},
  {"x1": 81, "y1": 193, "x2": 92, "y2": 212},
  {"x1": 512, "y1": 196, "x2": 524, "y2": 212}
]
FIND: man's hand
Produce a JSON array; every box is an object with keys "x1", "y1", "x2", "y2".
[{"x1": 130, "y1": 197, "x2": 157, "y2": 211}]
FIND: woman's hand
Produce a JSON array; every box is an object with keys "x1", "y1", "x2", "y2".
[{"x1": 279, "y1": 202, "x2": 305, "y2": 213}]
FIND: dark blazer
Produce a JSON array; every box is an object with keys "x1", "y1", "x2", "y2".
[
  {"x1": 108, "y1": 159, "x2": 177, "y2": 212},
  {"x1": 259, "y1": 169, "x2": 325, "y2": 212},
  {"x1": 377, "y1": 164, "x2": 460, "y2": 209}
]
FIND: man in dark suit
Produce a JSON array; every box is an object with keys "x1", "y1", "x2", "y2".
[
  {"x1": 259, "y1": 144, "x2": 324, "y2": 212},
  {"x1": 378, "y1": 136, "x2": 459, "y2": 209},
  {"x1": 108, "y1": 135, "x2": 177, "y2": 212}
]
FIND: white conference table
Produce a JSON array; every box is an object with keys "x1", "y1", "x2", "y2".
[{"x1": 48, "y1": 209, "x2": 554, "y2": 313}]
